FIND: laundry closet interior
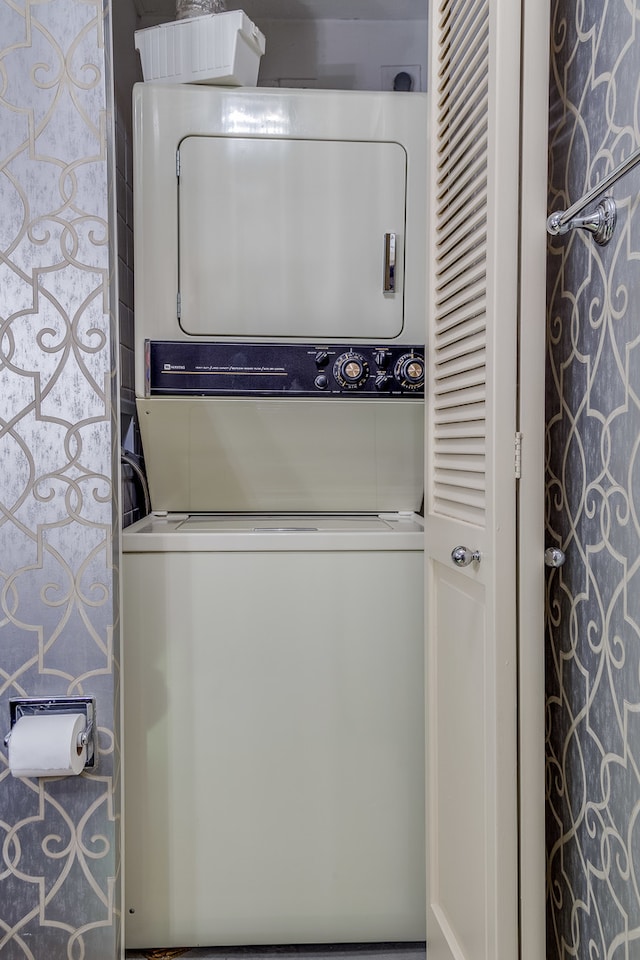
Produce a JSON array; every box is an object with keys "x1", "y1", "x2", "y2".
[{"x1": 115, "y1": 0, "x2": 430, "y2": 952}]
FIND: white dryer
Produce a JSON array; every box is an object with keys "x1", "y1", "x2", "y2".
[{"x1": 131, "y1": 82, "x2": 427, "y2": 514}]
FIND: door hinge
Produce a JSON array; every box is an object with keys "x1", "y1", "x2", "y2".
[
  {"x1": 177, "y1": 291, "x2": 182, "y2": 319},
  {"x1": 514, "y1": 431, "x2": 523, "y2": 479}
]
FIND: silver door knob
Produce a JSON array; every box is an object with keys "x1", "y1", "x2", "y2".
[
  {"x1": 544, "y1": 547, "x2": 565, "y2": 568},
  {"x1": 451, "y1": 545, "x2": 481, "y2": 567}
]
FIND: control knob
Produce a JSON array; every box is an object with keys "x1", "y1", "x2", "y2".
[
  {"x1": 374, "y1": 349, "x2": 390, "y2": 369},
  {"x1": 333, "y1": 352, "x2": 370, "y2": 389},
  {"x1": 394, "y1": 353, "x2": 425, "y2": 390},
  {"x1": 375, "y1": 372, "x2": 392, "y2": 391}
]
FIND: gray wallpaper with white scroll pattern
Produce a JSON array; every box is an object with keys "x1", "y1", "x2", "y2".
[
  {"x1": 0, "y1": 0, "x2": 120, "y2": 957},
  {"x1": 546, "y1": 3, "x2": 640, "y2": 957}
]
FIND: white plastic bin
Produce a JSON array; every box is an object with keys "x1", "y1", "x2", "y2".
[{"x1": 134, "y1": 10, "x2": 265, "y2": 86}]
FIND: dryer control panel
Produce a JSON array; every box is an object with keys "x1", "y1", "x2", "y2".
[{"x1": 146, "y1": 341, "x2": 425, "y2": 398}]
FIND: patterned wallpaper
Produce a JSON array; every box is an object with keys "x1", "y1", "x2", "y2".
[
  {"x1": 0, "y1": 0, "x2": 121, "y2": 956},
  {"x1": 546, "y1": 3, "x2": 640, "y2": 957}
]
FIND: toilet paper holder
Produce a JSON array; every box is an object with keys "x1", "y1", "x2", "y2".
[{"x1": 4, "y1": 697, "x2": 97, "y2": 769}]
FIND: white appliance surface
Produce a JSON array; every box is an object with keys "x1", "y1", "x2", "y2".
[{"x1": 123, "y1": 513, "x2": 425, "y2": 948}]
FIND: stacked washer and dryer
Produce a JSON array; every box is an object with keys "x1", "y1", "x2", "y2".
[{"x1": 122, "y1": 82, "x2": 428, "y2": 950}]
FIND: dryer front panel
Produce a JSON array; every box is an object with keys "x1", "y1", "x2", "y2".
[{"x1": 178, "y1": 136, "x2": 407, "y2": 340}]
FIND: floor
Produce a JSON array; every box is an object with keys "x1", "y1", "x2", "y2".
[{"x1": 125, "y1": 942, "x2": 426, "y2": 960}]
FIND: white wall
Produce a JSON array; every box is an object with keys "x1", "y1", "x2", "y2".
[{"x1": 255, "y1": 17, "x2": 427, "y2": 90}]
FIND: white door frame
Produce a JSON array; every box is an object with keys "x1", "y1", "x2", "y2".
[{"x1": 517, "y1": 0, "x2": 549, "y2": 956}]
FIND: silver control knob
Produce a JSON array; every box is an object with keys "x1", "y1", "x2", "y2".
[
  {"x1": 394, "y1": 353, "x2": 425, "y2": 390},
  {"x1": 333, "y1": 352, "x2": 370, "y2": 389}
]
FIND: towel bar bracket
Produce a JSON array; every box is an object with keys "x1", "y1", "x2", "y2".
[{"x1": 547, "y1": 196, "x2": 617, "y2": 246}]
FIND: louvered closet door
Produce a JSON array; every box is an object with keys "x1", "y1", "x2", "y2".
[{"x1": 424, "y1": 0, "x2": 529, "y2": 957}]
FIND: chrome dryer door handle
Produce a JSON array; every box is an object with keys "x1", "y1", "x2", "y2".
[{"x1": 383, "y1": 233, "x2": 396, "y2": 292}]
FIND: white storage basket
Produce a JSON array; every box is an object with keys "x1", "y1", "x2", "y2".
[{"x1": 135, "y1": 10, "x2": 265, "y2": 86}]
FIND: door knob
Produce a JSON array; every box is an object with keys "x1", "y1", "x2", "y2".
[
  {"x1": 544, "y1": 547, "x2": 565, "y2": 568},
  {"x1": 451, "y1": 545, "x2": 481, "y2": 567}
]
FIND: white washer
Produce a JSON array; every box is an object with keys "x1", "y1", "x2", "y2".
[{"x1": 122, "y1": 512, "x2": 425, "y2": 949}]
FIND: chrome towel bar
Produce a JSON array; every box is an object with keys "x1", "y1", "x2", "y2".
[{"x1": 547, "y1": 143, "x2": 640, "y2": 244}]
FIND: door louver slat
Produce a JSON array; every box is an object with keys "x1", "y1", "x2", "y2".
[
  {"x1": 437, "y1": 1, "x2": 488, "y2": 87},
  {"x1": 433, "y1": 435, "x2": 485, "y2": 453},
  {"x1": 435, "y1": 469, "x2": 485, "y2": 492},
  {"x1": 437, "y1": 181, "x2": 487, "y2": 237},
  {"x1": 436, "y1": 264, "x2": 486, "y2": 306},
  {"x1": 435, "y1": 314, "x2": 486, "y2": 352},
  {"x1": 435, "y1": 198, "x2": 486, "y2": 243},
  {"x1": 434, "y1": 491, "x2": 485, "y2": 524},
  {"x1": 435, "y1": 226, "x2": 487, "y2": 280},
  {"x1": 430, "y1": 0, "x2": 489, "y2": 525},
  {"x1": 437, "y1": 36, "x2": 489, "y2": 124},
  {"x1": 437, "y1": 250, "x2": 486, "y2": 292},
  {"x1": 434, "y1": 383, "x2": 486, "y2": 410},
  {"x1": 435, "y1": 279, "x2": 486, "y2": 321},
  {"x1": 435, "y1": 351, "x2": 486, "y2": 383},
  {"x1": 436, "y1": 110, "x2": 487, "y2": 172},
  {"x1": 435, "y1": 149, "x2": 487, "y2": 212},
  {"x1": 436, "y1": 222, "x2": 486, "y2": 275}
]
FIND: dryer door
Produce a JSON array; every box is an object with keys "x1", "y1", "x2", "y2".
[{"x1": 177, "y1": 136, "x2": 407, "y2": 340}]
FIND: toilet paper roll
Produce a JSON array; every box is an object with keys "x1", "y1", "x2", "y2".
[{"x1": 8, "y1": 712, "x2": 87, "y2": 778}]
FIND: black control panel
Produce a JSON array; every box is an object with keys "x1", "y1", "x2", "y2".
[{"x1": 146, "y1": 341, "x2": 425, "y2": 398}]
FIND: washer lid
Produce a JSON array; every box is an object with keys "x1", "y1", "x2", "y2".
[{"x1": 136, "y1": 396, "x2": 424, "y2": 515}]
